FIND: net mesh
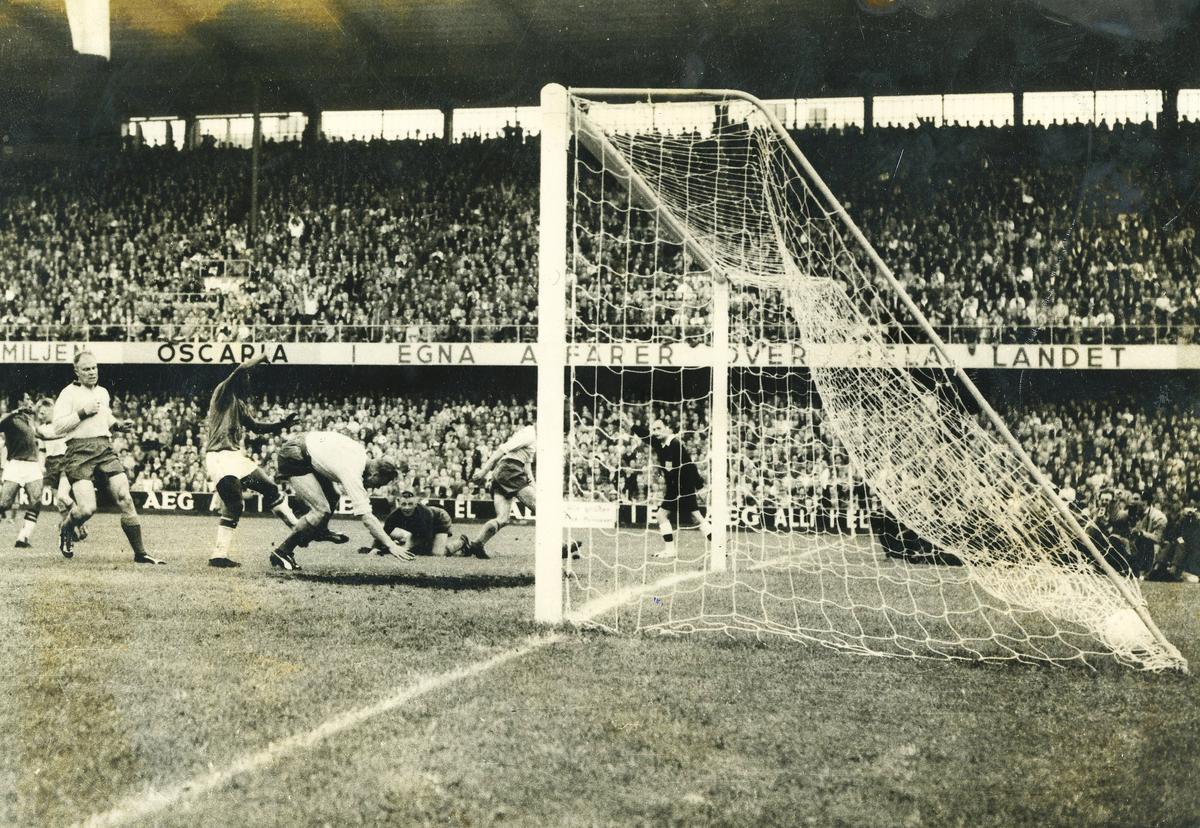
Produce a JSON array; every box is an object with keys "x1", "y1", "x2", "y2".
[{"x1": 560, "y1": 91, "x2": 1185, "y2": 671}]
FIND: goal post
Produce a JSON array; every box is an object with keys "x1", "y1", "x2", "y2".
[
  {"x1": 536, "y1": 83, "x2": 1187, "y2": 672},
  {"x1": 534, "y1": 83, "x2": 569, "y2": 623}
]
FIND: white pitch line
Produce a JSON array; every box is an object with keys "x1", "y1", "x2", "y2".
[
  {"x1": 77, "y1": 633, "x2": 561, "y2": 828},
  {"x1": 566, "y1": 551, "x2": 804, "y2": 624},
  {"x1": 78, "y1": 551, "x2": 812, "y2": 828}
]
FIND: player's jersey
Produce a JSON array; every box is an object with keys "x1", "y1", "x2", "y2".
[
  {"x1": 383, "y1": 503, "x2": 453, "y2": 540},
  {"x1": 499, "y1": 425, "x2": 536, "y2": 468},
  {"x1": 205, "y1": 374, "x2": 247, "y2": 453},
  {"x1": 650, "y1": 434, "x2": 704, "y2": 493},
  {"x1": 0, "y1": 412, "x2": 40, "y2": 462},
  {"x1": 305, "y1": 431, "x2": 372, "y2": 516},
  {"x1": 52, "y1": 382, "x2": 115, "y2": 440},
  {"x1": 41, "y1": 433, "x2": 67, "y2": 458}
]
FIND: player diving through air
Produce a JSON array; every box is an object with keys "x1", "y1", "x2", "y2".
[{"x1": 204, "y1": 354, "x2": 306, "y2": 568}]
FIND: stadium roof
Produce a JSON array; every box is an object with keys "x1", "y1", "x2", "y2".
[{"x1": 2, "y1": 0, "x2": 1198, "y2": 119}]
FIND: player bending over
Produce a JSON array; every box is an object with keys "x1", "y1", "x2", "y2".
[
  {"x1": 640, "y1": 418, "x2": 711, "y2": 560},
  {"x1": 0, "y1": 396, "x2": 58, "y2": 548},
  {"x1": 204, "y1": 354, "x2": 306, "y2": 568},
  {"x1": 269, "y1": 431, "x2": 411, "y2": 570},
  {"x1": 358, "y1": 486, "x2": 482, "y2": 558},
  {"x1": 52, "y1": 352, "x2": 164, "y2": 564}
]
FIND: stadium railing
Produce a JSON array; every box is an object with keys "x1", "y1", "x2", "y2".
[
  {"x1": 0, "y1": 322, "x2": 540, "y2": 343},
  {"x1": 0, "y1": 322, "x2": 1191, "y2": 345}
]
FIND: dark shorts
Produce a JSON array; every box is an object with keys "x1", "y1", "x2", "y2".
[
  {"x1": 64, "y1": 437, "x2": 126, "y2": 484},
  {"x1": 275, "y1": 435, "x2": 313, "y2": 479},
  {"x1": 491, "y1": 459, "x2": 532, "y2": 499},
  {"x1": 660, "y1": 491, "x2": 701, "y2": 518},
  {"x1": 43, "y1": 454, "x2": 65, "y2": 487},
  {"x1": 661, "y1": 474, "x2": 703, "y2": 517}
]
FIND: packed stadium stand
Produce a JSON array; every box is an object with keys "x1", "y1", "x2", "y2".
[
  {"x1": 3, "y1": 377, "x2": 1195, "y2": 536},
  {"x1": 2, "y1": 119, "x2": 1197, "y2": 344}
]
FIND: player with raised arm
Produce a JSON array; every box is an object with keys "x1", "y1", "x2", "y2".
[
  {"x1": 204, "y1": 354, "x2": 305, "y2": 568},
  {"x1": 639, "y1": 418, "x2": 712, "y2": 560},
  {"x1": 358, "y1": 486, "x2": 480, "y2": 558},
  {"x1": 268, "y1": 430, "x2": 410, "y2": 570},
  {"x1": 52, "y1": 352, "x2": 164, "y2": 564},
  {"x1": 0, "y1": 396, "x2": 58, "y2": 548}
]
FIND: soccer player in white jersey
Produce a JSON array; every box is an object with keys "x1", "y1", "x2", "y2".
[
  {"x1": 466, "y1": 424, "x2": 536, "y2": 558},
  {"x1": 38, "y1": 397, "x2": 81, "y2": 545},
  {"x1": 52, "y1": 352, "x2": 164, "y2": 564},
  {"x1": 465, "y1": 424, "x2": 582, "y2": 560},
  {"x1": 268, "y1": 430, "x2": 411, "y2": 570}
]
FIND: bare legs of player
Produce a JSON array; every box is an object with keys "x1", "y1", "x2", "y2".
[
  {"x1": 653, "y1": 508, "x2": 712, "y2": 560},
  {"x1": 468, "y1": 486, "x2": 580, "y2": 560},
  {"x1": 0, "y1": 479, "x2": 42, "y2": 548},
  {"x1": 472, "y1": 489, "x2": 527, "y2": 550},
  {"x1": 62, "y1": 474, "x2": 164, "y2": 564},
  {"x1": 269, "y1": 473, "x2": 338, "y2": 570}
]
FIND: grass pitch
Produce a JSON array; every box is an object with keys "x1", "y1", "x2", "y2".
[{"x1": 0, "y1": 513, "x2": 1196, "y2": 827}]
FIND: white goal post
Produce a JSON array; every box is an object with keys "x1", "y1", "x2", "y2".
[{"x1": 535, "y1": 83, "x2": 1187, "y2": 672}]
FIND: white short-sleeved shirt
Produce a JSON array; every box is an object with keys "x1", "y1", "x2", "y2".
[
  {"x1": 53, "y1": 383, "x2": 115, "y2": 440},
  {"x1": 41, "y1": 435, "x2": 67, "y2": 458},
  {"x1": 306, "y1": 431, "x2": 372, "y2": 516},
  {"x1": 500, "y1": 425, "x2": 535, "y2": 467}
]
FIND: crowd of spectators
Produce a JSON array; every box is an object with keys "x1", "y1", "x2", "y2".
[
  {"x1": 0, "y1": 381, "x2": 1196, "y2": 576},
  {"x1": 813, "y1": 119, "x2": 1200, "y2": 345},
  {"x1": 569, "y1": 386, "x2": 1200, "y2": 556},
  {"x1": 50, "y1": 390, "x2": 534, "y2": 503},
  {"x1": 1, "y1": 118, "x2": 1197, "y2": 344},
  {"x1": 0, "y1": 136, "x2": 537, "y2": 342}
]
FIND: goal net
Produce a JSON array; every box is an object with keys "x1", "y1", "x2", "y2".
[{"x1": 535, "y1": 86, "x2": 1186, "y2": 672}]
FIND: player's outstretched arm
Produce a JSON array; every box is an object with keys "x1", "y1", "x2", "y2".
[
  {"x1": 363, "y1": 513, "x2": 414, "y2": 561},
  {"x1": 245, "y1": 411, "x2": 299, "y2": 434},
  {"x1": 231, "y1": 353, "x2": 270, "y2": 377}
]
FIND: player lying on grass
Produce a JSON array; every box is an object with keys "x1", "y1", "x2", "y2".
[
  {"x1": 52, "y1": 351, "x2": 165, "y2": 564},
  {"x1": 204, "y1": 354, "x2": 305, "y2": 568},
  {"x1": 357, "y1": 486, "x2": 484, "y2": 558},
  {"x1": 269, "y1": 430, "x2": 412, "y2": 571},
  {"x1": 635, "y1": 418, "x2": 711, "y2": 560},
  {"x1": 466, "y1": 424, "x2": 580, "y2": 560},
  {"x1": 0, "y1": 396, "x2": 59, "y2": 548}
]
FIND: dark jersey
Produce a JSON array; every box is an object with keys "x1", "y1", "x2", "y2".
[
  {"x1": 0, "y1": 411, "x2": 40, "y2": 462},
  {"x1": 205, "y1": 374, "x2": 246, "y2": 454},
  {"x1": 384, "y1": 503, "x2": 453, "y2": 541},
  {"x1": 650, "y1": 434, "x2": 704, "y2": 495}
]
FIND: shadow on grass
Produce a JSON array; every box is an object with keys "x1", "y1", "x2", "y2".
[{"x1": 289, "y1": 571, "x2": 534, "y2": 591}]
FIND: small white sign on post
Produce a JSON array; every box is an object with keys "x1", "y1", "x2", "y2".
[{"x1": 564, "y1": 500, "x2": 619, "y2": 529}]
